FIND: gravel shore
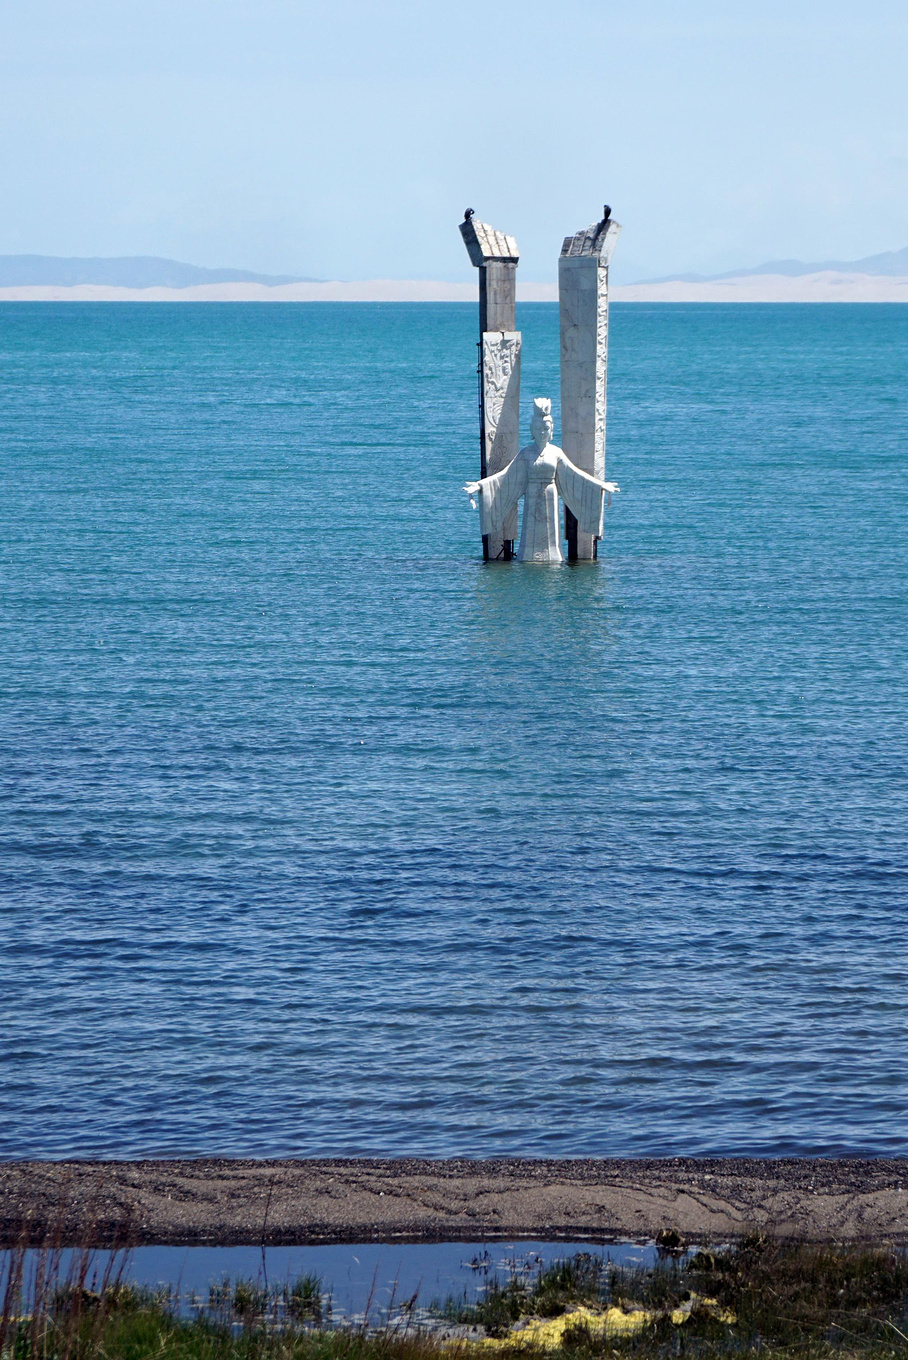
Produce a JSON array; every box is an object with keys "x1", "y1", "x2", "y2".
[{"x1": 1, "y1": 1158, "x2": 906, "y2": 1247}]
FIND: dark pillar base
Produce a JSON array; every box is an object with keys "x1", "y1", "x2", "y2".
[
  {"x1": 483, "y1": 535, "x2": 514, "y2": 562},
  {"x1": 565, "y1": 509, "x2": 597, "y2": 562}
]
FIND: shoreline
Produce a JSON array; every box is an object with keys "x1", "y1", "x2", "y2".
[{"x1": 2, "y1": 1158, "x2": 906, "y2": 1248}]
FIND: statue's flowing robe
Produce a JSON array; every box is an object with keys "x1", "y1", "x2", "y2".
[
  {"x1": 554, "y1": 454, "x2": 608, "y2": 538},
  {"x1": 476, "y1": 452, "x2": 526, "y2": 544},
  {"x1": 476, "y1": 444, "x2": 609, "y2": 563}
]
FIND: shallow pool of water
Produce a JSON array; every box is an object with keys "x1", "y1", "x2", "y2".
[{"x1": 5, "y1": 1240, "x2": 663, "y2": 1321}]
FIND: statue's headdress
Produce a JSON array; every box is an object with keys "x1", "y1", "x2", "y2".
[{"x1": 532, "y1": 397, "x2": 552, "y2": 420}]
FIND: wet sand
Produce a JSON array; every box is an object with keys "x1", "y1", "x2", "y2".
[{"x1": 1, "y1": 1158, "x2": 907, "y2": 1247}]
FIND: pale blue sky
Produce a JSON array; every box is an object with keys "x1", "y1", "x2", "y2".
[{"x1": 1, "y1": 0, "x2": 906, "y2": 282}]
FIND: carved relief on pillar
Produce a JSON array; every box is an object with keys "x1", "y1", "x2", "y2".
[
  {"x1": 481, "y1": 330, "x2": 521, "y2": 544},
  {"x1": 559, "y1": 218, "x2": 620, "y2": 472},
  {"x1": 559, "y1": 212, "x2": 621, "y2": 559},
  {"x1": 593, "y1": 261, "x2": 609, "y2": 468},
  {"x1": 481, "y1": 331, "x2": 521, "y2": 475},
  {"x1": 459, "y1": 212, "x2": 521, "y2": 560}
]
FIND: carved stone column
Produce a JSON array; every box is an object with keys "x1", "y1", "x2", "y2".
[
  {"x1": 559, "y1": 209, "x2": 621, "y2": 560},
  {"x1": 459, "y1": 214, "x2": 521, "y2": 561}
]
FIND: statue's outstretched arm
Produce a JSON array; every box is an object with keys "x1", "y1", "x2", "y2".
[
  {"x1": 555, "y1": 455, "x2": 620, "y2": 537},
  {"x1": 465, "y1": 458, "x2": 526, "y2": 536}
]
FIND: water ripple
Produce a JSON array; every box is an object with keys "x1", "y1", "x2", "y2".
[{"x1": 1, "y1": 302, "x2": 906, "y2": 1159}]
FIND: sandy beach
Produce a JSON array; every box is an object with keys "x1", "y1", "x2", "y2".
[{"x1": 2, "y1": 1159, "x2": 906, "y2": 1248}]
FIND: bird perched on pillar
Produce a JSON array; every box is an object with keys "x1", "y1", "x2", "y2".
[
  {"x1": 591, "y1": 205, "x2": 612, "y2": 249},
  {"x1": 463, "y1": 208, "x2": 474, "y2": 221}
]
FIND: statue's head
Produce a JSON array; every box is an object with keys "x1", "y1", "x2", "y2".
[{"x1": 530, "y1": 397, "x2": 554, "y2": 449}]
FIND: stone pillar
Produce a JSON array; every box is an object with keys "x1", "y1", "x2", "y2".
[
  {"x1": 559, "y1": 208, "x2": 621, "y2": 560},
  {"x1": 459, "y1": 213, "x2": 521, "y2": 561}
]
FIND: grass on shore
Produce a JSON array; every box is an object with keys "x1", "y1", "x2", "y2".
[
  {"x1": 437, "y1": 1236, "x2": 908, "y2": 1347},
  {"x1": 2, "y1": 1237, "x2": 907, "y2": 1360}
]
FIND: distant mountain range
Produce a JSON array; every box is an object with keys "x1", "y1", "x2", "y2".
[
  {"x1": 0, "y1": 255, "x2": 318, "y2": 287},
  {"x1": 2, "y1": 247, "x2": 906, "y2": 297},
  {"x1": 638, "y1": 245, "x2": 908, "y2": 284}
]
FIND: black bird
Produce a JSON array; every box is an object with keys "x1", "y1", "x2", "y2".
[
  {"x1": 590, "y1": 205, "x2": 613, "y2": 249},
  {"x1": 464, "y1": 208, "x2": 474, "y2": 220}
]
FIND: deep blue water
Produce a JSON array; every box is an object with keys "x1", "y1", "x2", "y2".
[{"x1": 1, "y1": 302, "x2": 906, "y2": 1160}]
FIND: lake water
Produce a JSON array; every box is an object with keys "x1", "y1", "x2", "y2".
[{"x1": 1, "y1": 302, "x2": 906, "y2": 1161}]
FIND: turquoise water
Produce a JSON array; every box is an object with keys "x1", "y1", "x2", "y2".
[{"x1": 1, "y1": 302, "x2": 906, "y2": 1159}]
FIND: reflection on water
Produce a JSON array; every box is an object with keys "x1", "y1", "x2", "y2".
[{"x1": 3, "y1": 1241, "x2": 661, "y2": 1323}]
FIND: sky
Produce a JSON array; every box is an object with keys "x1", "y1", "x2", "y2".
[{"x1": 1, "y1": 0, "x2": 906, "y2": 283}]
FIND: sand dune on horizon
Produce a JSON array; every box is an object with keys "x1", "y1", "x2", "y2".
[
  {"x1": 0, "y1": 272, "x2": 906, "y2": 302},
  {"x1": 613, "y1": 271, "x2": 908, "y2": 302},
  {"x1": 0, "y1": 279, "x2": 506, "y2": 302}
]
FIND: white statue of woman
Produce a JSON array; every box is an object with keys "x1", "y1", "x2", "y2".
[{"x1": 464, "y1": 397, "x2": 619, "y2": 563}]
